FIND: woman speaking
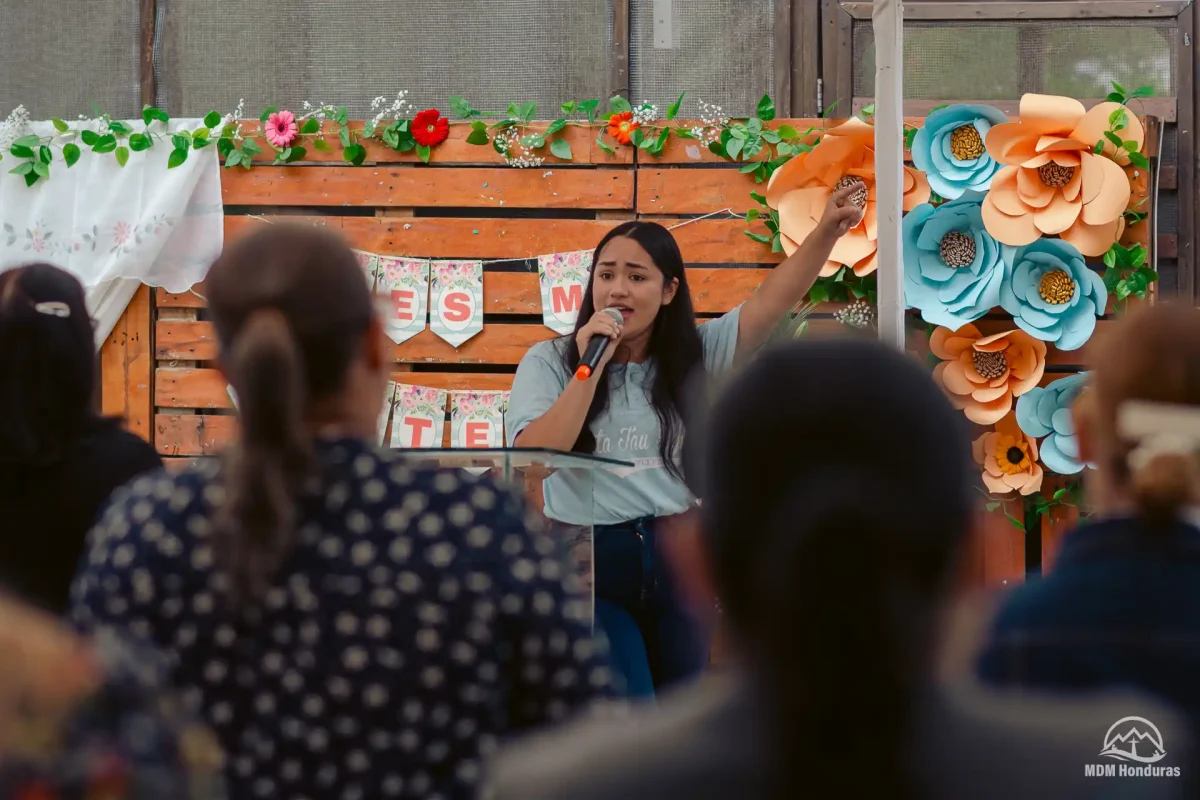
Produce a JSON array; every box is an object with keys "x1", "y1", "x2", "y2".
[{"x1": 506, "y1": 182, "x2": 864, "y2": 697}]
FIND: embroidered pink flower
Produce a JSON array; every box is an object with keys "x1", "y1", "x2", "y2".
[
  {"x1": 265, "y1": 110, "x2": 299, "y2": 149},
  {"x1": 113, "y1": 221, "x2": 132, "y2": 246}
]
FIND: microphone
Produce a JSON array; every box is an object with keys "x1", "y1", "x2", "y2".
[{"x1": 574, "y1": 307, "x2": 625, "y2": 381}]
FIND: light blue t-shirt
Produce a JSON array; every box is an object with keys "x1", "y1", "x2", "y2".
[{"x1": 505, "y1": 306, "x2": 742, "y2": 525}]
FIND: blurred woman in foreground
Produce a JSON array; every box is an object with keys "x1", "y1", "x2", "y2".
[
  {"x1": 980, "y1": 304, "x2": 1200, "y2": 726},
  {"x1": 0, "y1": 264, "x2": 161, "y2": 612},
  {"x1": 70, "y1": 225, "x2": 614, "y2": 800},
  {"x1": 488, "y1": 337, "x2": 1193, "y2": 799}
]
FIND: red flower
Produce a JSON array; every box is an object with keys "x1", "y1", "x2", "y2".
[
  {"x1": 607, "y1": 111, "x2": 639, "y2": 145},
  {"x1": 412, "y1": 109, "x2": 449, "y2": 147}
]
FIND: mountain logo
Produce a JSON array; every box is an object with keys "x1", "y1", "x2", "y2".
[{"x1": 1100, "y1": 717, "x2": 1167, "y2": 764}]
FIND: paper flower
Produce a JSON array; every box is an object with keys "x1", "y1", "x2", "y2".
[
  {"x1": 607, "y1": 111, "x2": 639, "y2": 145},
  {"x1": 931, "y1": 324, "x2": 1046, "y2": 424},
  {"x1": 903, "y1": 192, "x2": 1015, "y2": 328},
  {"x1": 1016, "y1": 372, "x2": 1089, "y2": 474},
  {"x1": 910, "y1": 104, "x2": 1009, "y2": 200},
  {"x1": 765, "y1": 118, "x2": 930, "y2": 277},
  {"x1": 1000, "y1": 238, "x2": 1106, "y2": 351},
  {"x1": 412, "y1": 109, "x2": 450, "y2": 147},
  {"x1": 264, "y1": 110, "x2": 298, "y2": 148},
  {"x1": 974, "y1": 413, "x2": 1044, "y2": 496},
  {"x1": 981, "y1": 95, "x2": 1142, "y2": 256}
]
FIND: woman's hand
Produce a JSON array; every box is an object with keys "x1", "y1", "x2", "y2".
[
  {"x1": 575, "y1": 310, "x2": 624, "y2": 375},
  {"x1": 816, "y1": 180, "x2": 867, "y2": 240}
]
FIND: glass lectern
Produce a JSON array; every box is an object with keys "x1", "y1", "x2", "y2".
[{"x1": 395, "y1": 448, "x2": 634, "y2": 625}]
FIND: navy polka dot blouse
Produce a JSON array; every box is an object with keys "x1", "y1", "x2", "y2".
[{"x1": 70, "y1": 437, "x2": 614, "y2": 800}]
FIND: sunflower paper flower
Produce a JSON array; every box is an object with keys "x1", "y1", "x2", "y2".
[
  {"x1": 931, "y1": 324, "x2": 1046, "y2": 425},
  {"x1": 765, "y1": 118, "x2": 930, "y2": 277},
  {"x1": 1015, "y1": 372, "x2": 1089, "y2": 474},
  {"x1": 910, "y1": 104, "x2": 1009, "y2": 200},
  {"x1": 981, "y1": 94, "x2": 1142, "y2": 256},
  {"x1": 973, "y1": 413, "x2": 1044, "y2": 496},
  {"x1": 903, "y1": 192, "x2": 1015, "y2": 328},
  {"x1": 1000, "y1": 238, "x2": 1106, "y2": 351}
]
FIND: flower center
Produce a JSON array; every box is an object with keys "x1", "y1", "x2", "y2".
[
  {"x1": 427, "y1": 125, "x2": 435, "y2": 132},
  {"x1": 834, "y1": 176, "x2": 869, "y2": 209},
  {"x1": 971, "y1": 349, "x2": 1008, "y2": 380},
  {"x1": 949, "y1": 125, "x2": 985, "y2": 161},
  {"x1": 1038, "y1": 269, "x2": 1077, "y2": 305},
  {"x1": 1037, "y1": 162, "x2": 1076, "y2": 188},
  {"x1": 1006, "y1": 446, "x2": 1027, "y2": 467},
  {"x1": 939, "y1": 230, "x2": 976, "y2": 268}
]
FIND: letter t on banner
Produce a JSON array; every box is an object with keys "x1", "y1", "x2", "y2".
[
  {"x1": 430, "y1": 261, "x2": 484, "y2": 347},
  {"x1": 872, "y1": 0, "x2": 906, "y2": 352},
  {"x1": 391, "y1": 384, "x2": 448, "y2": 448}
]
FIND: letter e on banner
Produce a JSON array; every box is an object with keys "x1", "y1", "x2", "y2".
[
  {"x1": 465, "y1": 421, "x2": 494, "y2": 448},
  {"x1": 376, "y1": 257, "x2": 429, "y2": 345}
]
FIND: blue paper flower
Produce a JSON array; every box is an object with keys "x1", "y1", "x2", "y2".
[
  {"x1": 1000, "y1": 238, "x2": 1106, "y2": 351},
  {"x1": 1016, "y1": 372, "x2": 1089, "y2": 474},
  {"x1": 910, "y1": 104, "x2": 1009, "y2": 200},
  {"x1": 903, "y1": 192, "x2": 1015, "y2": 329}
]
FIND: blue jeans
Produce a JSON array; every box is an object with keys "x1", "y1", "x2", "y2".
[{"x1": 592, "y1": 516, "x2": 711, "y2": 699}]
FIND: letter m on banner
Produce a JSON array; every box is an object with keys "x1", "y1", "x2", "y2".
[{"x1": 538, "y1": 251, "x2": 592, "y2": 335}]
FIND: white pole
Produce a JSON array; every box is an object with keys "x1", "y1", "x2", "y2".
[{"x1": 872, "y1": 0, "x2": 906, "y2": 351}]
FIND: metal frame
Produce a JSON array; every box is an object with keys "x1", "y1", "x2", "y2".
[
  {"x1": 840, "y1": 1, "x2": 1189, "y2": 19},
  {"x1": 1180, "y1": 3, "x2": 1196, "y2": 301}
]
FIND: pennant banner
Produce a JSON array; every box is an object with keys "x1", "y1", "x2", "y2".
[
  {"x1": 430, "y1": 260, "x2": 484, "y2": 348},
  {"x1": 377, "y1": 381, "x2": 397, "y2": 445},
  {"x1": 390, "y1": 384, "x2": 448, "y2": 449},
  {"x1": 352, "y1": 249, "x2": 379, "y2": 290},
  {"x1": 538, "y1": 250, "x2": 592, "y2": 334},
  {"x1": 376, "y1": 256, "x2": 429, "y2": 344},
  {"x1": 451, "y1": 391, "x2": 509, "y2": 449}
]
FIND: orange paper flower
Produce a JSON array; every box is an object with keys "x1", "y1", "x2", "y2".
[
  {"x1": 931, "y1": 324, "x2": 1047, "y2": 424},
  {"x1": 765, "y1": 118, "x2": 930, "y2": 277},
  {"x1": 981, "y1": 95, "x2": 1142, "y2": 256},
  {"x1": 973, "y1": 413, "x2": 1044, "y2": 496},
  {"x1": 607, "y1": 111, "x2": 639, "y2": 145}
]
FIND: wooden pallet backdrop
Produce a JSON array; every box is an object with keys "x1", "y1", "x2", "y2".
[{"x1": 98, "y1": 115, "x2": 1162, "y2": 587}]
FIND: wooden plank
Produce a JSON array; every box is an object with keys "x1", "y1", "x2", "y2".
[
  {"x1": 156, "y1": 368, "x2": 516, "y2": 410},
  {"x1": 611, "y1": 0, "x2": 630, "y2": 102},
  {"x1": 824, "y1": 0, "x2": 855, "y2": 118},
  {"x1": 221, "y1": 167, "x2": 635, "y2": 210},
  {"x1": 1161, "y1": 165, "x2": 1177, "y2": 191},
  {"x1": 979, "y1": 496, "x2": 1026, "y2": 587},
  {"x1": 1181, "y1": 4, "x2": 1196, "y2": 301},
  {"x1": 793, "y1": 0, "x2": 822, "y2": 117},
  {"x1": 774, "y1": 1, "x2": 794, "y2": 117},
  {"x1": 140, "y1": 0, "x2": 156, "y2": 107},
  {"x1": 1039, "y1": 475, "x2": 1082, "y2": 575},
  {"x1": 160, "y1": 268, "x2": 771, "y2": 315},
  {"x1": 852, "y1": 97, "x2": 1177, "y2": 123},
  {"x1": 100, "y1": 285, "x2": 153, "y2": 441},
  {"x1": 236, "y1": 123, "x2": 629, "y2": 167},
  {"x1": 839, "y1": 0, "x2": 1188, "y2": 19}
]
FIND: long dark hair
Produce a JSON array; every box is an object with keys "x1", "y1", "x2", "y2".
[
  {"x1": 691, "y1": 339, "x2": 974, "y2": 798},
  {"x1": 205, "y1": 225, "x2": 374, "y2": 605},
  {"x1": 561, "y1": 221, "x2": 702, "y2": 480},
  {"x1": 0, "y1": 263, "x2": 102, "y2": 472}
]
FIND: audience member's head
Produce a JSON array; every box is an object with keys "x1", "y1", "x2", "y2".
[
  {"x1": 205, "y1": 225, "x2": 388, "y2": 603},
  {"x1": 689, "y1": 338, "x2": 975, "y2": 798},
  {"x1": 0, "y1": 264, "x2": 97, "y2": 470},
  {"x1": 1077, "y1": 303, "x2": 1200, "y2": 527}
]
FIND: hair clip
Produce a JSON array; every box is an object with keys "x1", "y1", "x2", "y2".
[{"x1": 33, "y1": 301, "x2": 71, "y2": 318}]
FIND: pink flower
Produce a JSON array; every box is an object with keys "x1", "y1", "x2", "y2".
[
  {"x1": 113, "y1": 221, "x2": 132, "y2": 245},
  {"x1": 480, "y1": 394, "x2": 495, "y2": 407},
  {"x1": 424, "y1": 388, "x2": 440, "y2": 403},
  {"x1": 265, "y1": 110, "x2": 298, "y2": 148}
]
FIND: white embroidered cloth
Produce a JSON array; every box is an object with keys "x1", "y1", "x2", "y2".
[{"x1": 0, "y1": 118, "x2": 223, "y2": 343}]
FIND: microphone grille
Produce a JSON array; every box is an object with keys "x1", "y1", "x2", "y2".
[{"x1": 602, "y1": 307, "x2": 624, "y2": 324}]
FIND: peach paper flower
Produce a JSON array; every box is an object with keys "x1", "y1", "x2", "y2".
[
  {"x1": 973, "y1": 413, "x2": 1044, "y2": 496},
  {"x1": 981, "y1": 95, "x2": 1142, "y2": 256},
  {"x1": 766, "y1": 118, "x2": 930, "y2": 277},
  {"x1": 265, "y1": 110, "x2": 298, "y2": 149},
  {"x1": 931, "y1": 324, "x2": 1046, "y2": 425}
]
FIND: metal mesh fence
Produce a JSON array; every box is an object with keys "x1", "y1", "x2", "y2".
[
  {"x1": 630, "y1": 0, "x2": 775, "y2": 117},
  {"x1": 0, "y1": 0, "x2": 140, "y2": 120},
  {"x1": 156, "y1": 0, "x2": 613, "y2": 118},
  {"x1": 853, "y1": 19, "x2": 1177, "y2": 99}
]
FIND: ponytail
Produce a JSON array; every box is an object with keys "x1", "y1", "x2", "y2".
[
  {"x1": 1118, "y1": 400, "x2": 1200, "y2": 529},
  {"x1": 739, "y1": 473, "x2": 938, "y2": 799},
  {"x1": 214, "y1": 309, "x2": 313, "y2": 606}
]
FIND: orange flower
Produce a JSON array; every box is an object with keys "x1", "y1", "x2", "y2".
[
  {"x1": 931, "y1": 324, "x2": 1046, "y2": 424},
  {"x1": 607, "y1": 111, "x2": 639, "y2": 145},
  {"x1": 973, "y1": 413, "x2": 1044, "y2": 496},
  {"x1": 981, "y1": 94, "x2": 1142, "y2": 256},
  {"x1": 765, "y1": 118, "x2": 930, "y2": 277}
]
